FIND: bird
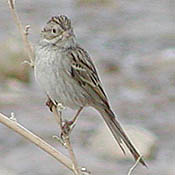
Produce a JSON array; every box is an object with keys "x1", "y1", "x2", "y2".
[{"x1": 34, "y1": 15, "x2": 146, "y2": 166}]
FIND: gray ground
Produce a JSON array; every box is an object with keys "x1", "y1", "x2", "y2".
[{"x1": 0, "y1": 0, "x2": 175, "y2": 175}]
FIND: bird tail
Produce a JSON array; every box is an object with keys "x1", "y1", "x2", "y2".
[{"x1": 98, "y1": 107, "x2": 147, "y2": 167}]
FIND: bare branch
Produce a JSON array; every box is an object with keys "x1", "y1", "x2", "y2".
[{"x1": 0, "y1": 112, "x2": 74, "y2": 172}]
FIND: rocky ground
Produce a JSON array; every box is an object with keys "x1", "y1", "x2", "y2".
[{"x1": 0, "y1": 0, "x2": 175, "y2": 175}]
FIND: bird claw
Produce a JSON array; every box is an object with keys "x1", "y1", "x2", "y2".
[
  {"x1": 46, "y1": 98, "x2": 55, "y2": 112},
  {"x1": 53, "y1": 120, "x2": 75, "y2": 148},
  {"x1": 61, "y1": 120, "x2": 75, "y2": 136}
]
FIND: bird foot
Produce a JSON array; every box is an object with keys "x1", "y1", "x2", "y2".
[
  {"x1": 61, "y1": 119, "x2": 76, "y2": 137},
  {"x1": 53, "y1": 120, "x2": 75, "y2": 149},
  {"x1": 46, "y1": 98, "x2": 56, "y2": 112}
]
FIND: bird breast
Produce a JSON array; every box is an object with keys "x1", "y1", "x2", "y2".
[{"x1": 34, "y1": 44, "x2": 88, "y2": 109}]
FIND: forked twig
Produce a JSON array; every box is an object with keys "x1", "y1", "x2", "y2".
[{"x1": 52, "y1": 105, "x2": 81, "y2": 175}]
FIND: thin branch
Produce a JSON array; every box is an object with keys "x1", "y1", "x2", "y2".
[
  {"x1": 7, "y1": 0, "x2": 34, "y2": 66},
  {"x1": 0, "y1": 112, "x2": 74, "y2": 172},
  {"x1": 52, "y1": 105, "x2": 81, "y2": 175}
]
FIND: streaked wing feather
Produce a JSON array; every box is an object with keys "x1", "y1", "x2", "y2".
[{"x1": 67, "y1": 46, "x2": 109, "y2": 107}]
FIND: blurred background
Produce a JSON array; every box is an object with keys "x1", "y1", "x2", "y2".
[{"x1": 0, "y1": 0, "x2": 174, "y2": 175}]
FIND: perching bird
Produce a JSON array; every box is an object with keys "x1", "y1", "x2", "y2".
[{"x1": 34, "y1": 15, "x2": 146, "y2": 166}]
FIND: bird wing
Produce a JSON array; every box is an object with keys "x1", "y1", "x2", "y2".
[{"x1": 66, "y1": 46, "x2": 109, "y2": 107}]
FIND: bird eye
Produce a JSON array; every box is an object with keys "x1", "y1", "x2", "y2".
[{"x1": 52, "y1": 28, "x2": 57, "y2": 34}]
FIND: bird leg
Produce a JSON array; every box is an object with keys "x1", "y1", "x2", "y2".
[{"x1": 61, "y1": 107, "x2": 83, "y2": 136}]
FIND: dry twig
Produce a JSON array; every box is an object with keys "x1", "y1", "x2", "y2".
[
  {"x1": 8, "y1": 0, "x2": 34, "y2": 67},
  {"x1": 0, "y1": 112, "x2": 74, "y2": 172}
]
